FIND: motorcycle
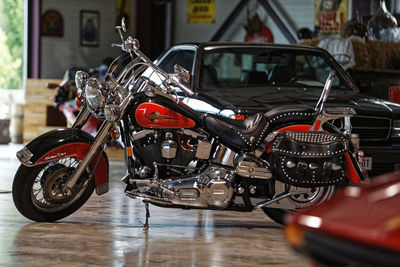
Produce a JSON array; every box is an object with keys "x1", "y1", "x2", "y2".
[{"x1": 12, "y1": 19, "x2": 366, "y2": 226}]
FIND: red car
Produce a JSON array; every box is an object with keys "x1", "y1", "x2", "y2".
[{"x1": 284, "y1": 171, "x2": 400, "y2": 267}]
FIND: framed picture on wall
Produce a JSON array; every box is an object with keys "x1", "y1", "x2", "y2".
[
  {"x1": 80, "y1": 10, "x2": 100, "y2": 47},
  {"x1": 41, "y1": 10, "x2": 64, "y2": 37}
]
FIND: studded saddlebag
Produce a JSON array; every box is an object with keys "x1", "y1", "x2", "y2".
[{"x1": 270, "y1": 131, "x2": 347, "y2": 187}]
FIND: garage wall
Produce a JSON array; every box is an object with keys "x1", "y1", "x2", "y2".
[
  {"x1": 264, "y1": 0, "x2": 315, "y2": 43},
  {"x1": 174, "y1": 0, "x2": 242, "y2": 43},
  {"x1": 174, "y1": 0, "x2": 319, "y2": 44},
  {"x1": 41, "y1": 0, "x2": 121, "y2": 78}
]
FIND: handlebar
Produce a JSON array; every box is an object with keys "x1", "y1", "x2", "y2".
[{"x1": 114, "y1": 34, "x2": 196, "y2": 97}]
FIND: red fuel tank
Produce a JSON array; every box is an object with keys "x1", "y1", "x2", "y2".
[{"x1": 135, "y1": 102, "x2": 196, "y2": 129}]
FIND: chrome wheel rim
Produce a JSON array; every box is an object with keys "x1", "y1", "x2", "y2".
[
  {"x1": 288, "y1": 185, "x2": 335, "y2": 209},
  {"x1": 31, "y1": 157, "x2": 90, "y2": 212}
]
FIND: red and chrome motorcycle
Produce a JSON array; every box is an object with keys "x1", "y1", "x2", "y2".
[{"x1": 12, "y1": 20, "x2": 366, "y2": 226}]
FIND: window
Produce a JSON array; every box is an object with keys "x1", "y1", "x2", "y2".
[
  {"x1": 201, "y1": 48, "x2": 350, "y2": 91},
  {"x1": 142, "y1": 49, "x2": 195, "y2": 87},
  {"x1": 0, "y1": 0, "x2": 24, "y2": 90},
  {"x1": 158, "y1": 50, "x2": 195, "y2": 74}
]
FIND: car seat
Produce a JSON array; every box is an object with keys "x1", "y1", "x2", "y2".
[
  {"x1": 246, "y1": 71, "x2": 268, "y2": 85},
  {"x1": 268, "y1": 57, "x2": 296, "y2": 84},
  {"x1": 201, "y1": 65, "x2": 218, "y2": 86}
]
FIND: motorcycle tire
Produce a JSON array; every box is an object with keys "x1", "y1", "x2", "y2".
[
  {"x1": 262, "y1": 122, "x2": 348, "y2": 225},
  {"x1": 12, "y1": 159, "x2": 94, "y2": 222},
  {"x1": 262, "y1": 185, "x2": 336, "y2": 225},
  {"x1": 262, "y1": 208, "x2": 287, "y2": 225}
]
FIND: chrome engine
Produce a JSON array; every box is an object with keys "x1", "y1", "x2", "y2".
[
  {"x1": 131, "y1": 129, "x2": 212, "y2": 176},
  {"x1": 128, "y1": 165, "x2": 234, "y2": 208},
  {"x1": 165, "y1": 165, "x2": 234, "y2": 208},
  {"x1": 128, "y1": 129, "x2": 287, "y2": 210}
]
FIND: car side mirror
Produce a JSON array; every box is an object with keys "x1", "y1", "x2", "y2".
[
  {"x1": 174, "y1": 64, "x2": 191, "y2": 84},
  {"x1": 358, "y1": 79, "x2": 374, "y2": 92}
]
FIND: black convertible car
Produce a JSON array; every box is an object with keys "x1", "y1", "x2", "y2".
[{"x1": 144, "y1": 43, "x2": 400, "y2": 177}]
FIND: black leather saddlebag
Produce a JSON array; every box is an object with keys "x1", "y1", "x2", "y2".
[{"x1": 270, "y1": 131, "x2": 347, "y2": 187}]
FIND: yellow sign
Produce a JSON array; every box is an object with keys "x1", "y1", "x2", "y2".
[
  {"x1": 315, "y1": 0, "x2": 348, "y2": 34},
  {"x1": 188, "y1": 0, "x2": 215, "y2": 24}
]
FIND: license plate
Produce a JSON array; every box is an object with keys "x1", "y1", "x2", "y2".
[{"x1": 360, "y1": 156, "x2": 372, "y2": 171}]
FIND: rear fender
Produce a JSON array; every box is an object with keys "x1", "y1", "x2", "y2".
[{"x1": 17, "y1": 128, "x2": 109, "y2": 195}]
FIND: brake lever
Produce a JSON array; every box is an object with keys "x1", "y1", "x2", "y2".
[{"x1": 111, "y1": 43, "x2": 125, "y2": 51}]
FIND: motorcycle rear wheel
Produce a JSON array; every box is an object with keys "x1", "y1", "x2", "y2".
[
  {"x1": 262, "y1": 185, "x2": 335, "y2": 225},
  {"x1": 262, "y1": 208, "x2": 287, "y2": 225},
  {"x1": 12, "y1": 157, "x2": 94, "y2": 222}
]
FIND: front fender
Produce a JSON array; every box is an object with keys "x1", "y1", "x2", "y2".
[{"x1": 17, "y1": 128, "x2": 109, "y2": 195}]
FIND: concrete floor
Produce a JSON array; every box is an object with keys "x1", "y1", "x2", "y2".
[{"x1": 0, "y1": 144, "x2": 308, "y2": 267}]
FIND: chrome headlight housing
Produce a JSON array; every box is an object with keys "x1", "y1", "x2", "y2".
[
  {"x1": 391, "y1": 120, "x2": 400, "y2": 138},
  {"x1": 85, "y1": 78, "x2": 106, "y2": 111},
  {"x1": 104, "y1": 74, "x2": 128, "y2": 105}
]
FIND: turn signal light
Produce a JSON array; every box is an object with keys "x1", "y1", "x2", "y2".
[
  {"x1": 284, "y1": 224, "x2": 307, "y2": 249},
  {"x1": 76, "y1": 96, "x2": 82, "y2": 109},
  {"x1": 110, "y1": 128, "x2": 120, "y2": 140}
]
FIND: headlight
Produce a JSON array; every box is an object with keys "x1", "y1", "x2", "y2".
[
  {"x1": 85, "y1": 78, "x2": 105, "y2": 110},
  {"x1": 391, "y1": 120, "x2": 400, "y2": 138},
  {"x1": 75, "y1": 71, "x2": 89, "y2": 92}
]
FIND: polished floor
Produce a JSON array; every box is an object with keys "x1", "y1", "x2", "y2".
[{"x1": 0, "y1": 144, "x2": 308, "y2": 267}]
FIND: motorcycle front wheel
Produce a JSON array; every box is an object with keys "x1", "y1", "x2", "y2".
[
  {"x1": 262, "y1": 185, "x2": 335, "y2": 225},
  {"x1": 12, "y1": 156, "x2": 94, "y2": 222}
]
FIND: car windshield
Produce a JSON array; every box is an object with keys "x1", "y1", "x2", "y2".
[{"x1": 200, "y1": 47, "x2": 351, "y2": 91}]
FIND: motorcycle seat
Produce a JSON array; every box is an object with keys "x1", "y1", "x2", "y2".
[
  {"x1": 203, "y1": 113, "x2": 270, "y2": 152},
  {"x1": 265, "y1": 105, "x2": 315, "y2": 129}
]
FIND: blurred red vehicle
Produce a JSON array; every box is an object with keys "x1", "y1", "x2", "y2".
[{"x1": 284, "y1": 171, "x2": 400, "y2": 267}]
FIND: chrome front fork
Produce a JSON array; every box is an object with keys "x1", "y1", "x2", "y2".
[
  {"x1": 63, "y1": 119, "x2": 112, "y2": 194},
  {"x1": 63, "y1": 107, "x2": 112, "y2": 193},
  {"x1": 72, "y1": 107, "x2": 91, "y2": 129},
  {"x1": 63, "y1": 94, "x2": 134, "y2": 193}
]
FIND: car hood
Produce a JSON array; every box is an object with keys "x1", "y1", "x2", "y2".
[
  {"x1": 287, "y1": 171, "x2": 400, "y2": 253},
  {"x1": 196, "y1": 87, "x2": 400, "y2": 119}
]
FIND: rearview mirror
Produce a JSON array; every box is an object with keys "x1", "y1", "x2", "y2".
[
  {"x1": 121, "y1": 17, "x2": 127, "y2": 32},
  {"x1": 174, "y1": 64, "x2": 191, "y2": 84}
]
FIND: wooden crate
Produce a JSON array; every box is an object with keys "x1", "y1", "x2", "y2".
[{"x1": 23, "y1": 79, "x2": 62, "y2": 144}]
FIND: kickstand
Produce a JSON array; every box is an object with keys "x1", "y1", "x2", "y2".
[{"x1": 143, "y1": 202, "x2": 150, "y2": 232}]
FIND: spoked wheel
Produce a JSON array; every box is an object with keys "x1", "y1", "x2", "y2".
[
  {"x1": 13, "y1": 157, "x2": 94, "y2": 222},
  {"x1": 262, "y1": 185, "x2": 335, "y2": 225}
]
